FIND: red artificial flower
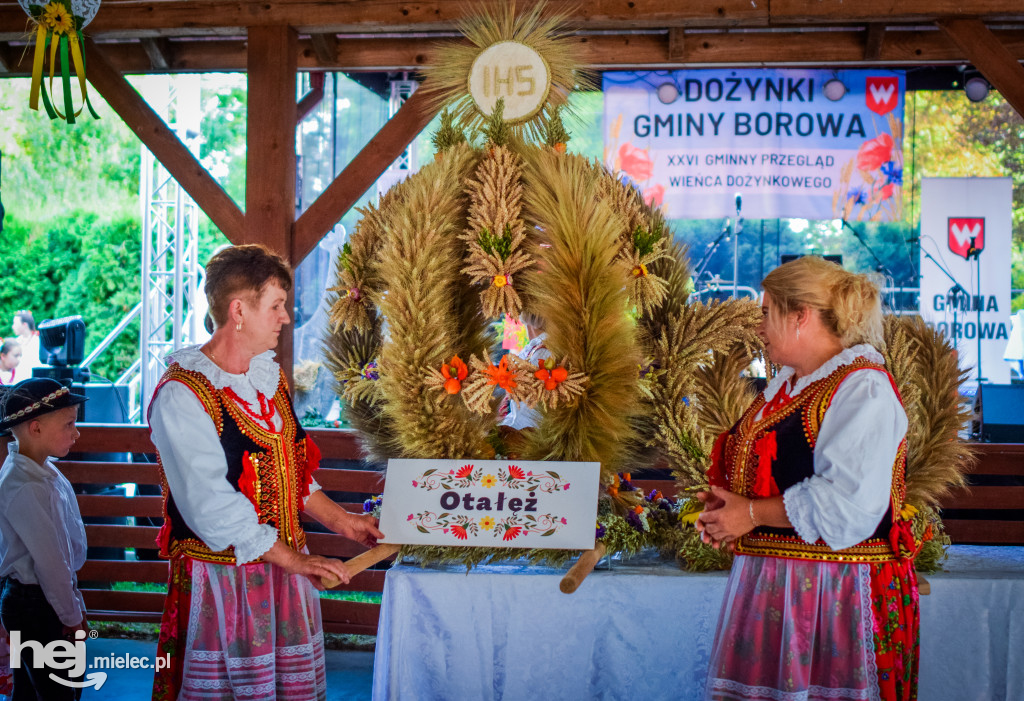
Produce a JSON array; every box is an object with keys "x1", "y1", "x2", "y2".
[
  {"x1": 856, "y1": 133, "x2": 893, "y2": 172},
  {"x1": 238, "y1": 450, "x2": 259, "y2": 507},
  {"x1": 484, "y1": 355, "x2": 517, "y2": 391},
  {"x1": 508, "y1": 465, "x2": 525, "y2": 480},
  {"x1": 618, "y1": 142, "x2": 654, "y2": 182},
  {"x1": 534, "y1": 359, "x2": 569, "y2": 391},
  {"x1": 643, "y1": 183, "x2": 665, "y2": 207},
  {"x1": 451, "y1": 524, "x2": 468, "y2": 540},
  {"x1": 299, "y1": 438, "x2": 322, "y2": 501},
  {"x1": 456, "y1": 464, "x2": 474, "y2": 479},
  {"x1": 503, "y1": 526, "x2": 523, "y2": 541},
  {"x1": 441, "y1": 355, "x2": 469, "y2": 394}
]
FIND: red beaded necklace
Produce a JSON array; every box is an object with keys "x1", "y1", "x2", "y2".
[{"x1": 223, "y1": 386, "x2": 277, "y2": 431}]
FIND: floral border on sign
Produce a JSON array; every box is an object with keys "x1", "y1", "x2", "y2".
[
  {"x1": 407, "y1": 511, "x2": 569, "y2": 542},
  {"x1": 412, "y1": 464, "x2": 571, "y2": 493}
]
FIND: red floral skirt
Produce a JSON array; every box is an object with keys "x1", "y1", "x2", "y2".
[
  {"x1": 706, "y1": 555, "x2": 919, "y2": 701},
  {"x1": 152, "y1": 553, "x2": 326, "y2": 701}
]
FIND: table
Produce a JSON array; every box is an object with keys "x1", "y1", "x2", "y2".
[{"x1": 371, "y1": 546, "x2": 1024, "y2": 700}]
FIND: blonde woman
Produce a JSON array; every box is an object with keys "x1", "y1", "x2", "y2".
[{"x1": 697, "y1": 256, "x2": 918, "y2": 701}]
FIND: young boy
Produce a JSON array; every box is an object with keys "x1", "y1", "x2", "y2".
[{"x1": 0, "y1": 378, "x2": 89, "y2": 699}]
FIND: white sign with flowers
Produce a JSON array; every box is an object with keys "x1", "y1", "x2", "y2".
[{"x1": 378, "y1": 459, "x2": 600, "y2": 549}]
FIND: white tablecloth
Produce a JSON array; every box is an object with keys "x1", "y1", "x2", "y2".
[{"x1": 371, "y1": 546, "x2": 1024, "y2": 700}]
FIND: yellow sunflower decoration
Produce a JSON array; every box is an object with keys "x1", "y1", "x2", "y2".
[{"x1": 20, "y1": 0, "x2": 101, "y2": 123}]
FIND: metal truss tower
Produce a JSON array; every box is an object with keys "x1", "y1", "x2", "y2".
[{"x1": 138, "y1": 76, "x2": 204, "y2": 418}]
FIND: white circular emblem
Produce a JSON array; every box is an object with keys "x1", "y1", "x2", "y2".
[{"x1": 468, "y1": 41, "x2": 551, "y2": 124}]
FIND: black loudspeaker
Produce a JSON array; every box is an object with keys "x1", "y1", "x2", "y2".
[
  {"x1": 781, "y1": 254, "x2": 843, "y2": 266},
  {"x1": 974, "y1": 383, "x2": 1024, "y2": 443}
]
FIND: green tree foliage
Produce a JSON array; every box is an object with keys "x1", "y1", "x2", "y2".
[
  {"x1": 1, "y1": 75, "x2": 238, "y2": 383},
  {"x1": 0, "y1": 210, "x2": 141, "y2": 380}
]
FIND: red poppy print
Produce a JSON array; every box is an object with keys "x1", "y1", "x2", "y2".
[
  {"x1": 618, "y1": 143, "x2": 654, "y2": 182},
  {"x1": 856, "y1": 133, "x2": 893, "y2": 172},
  {"x1": 643, "y1": 184, "x2": 665, "y2": 207}
]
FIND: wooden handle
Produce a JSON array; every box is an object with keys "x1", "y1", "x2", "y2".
[
  {"x1": 559, "y1": 542, "x2": 607, "y2": 594},
  {"x1": 917, "y1": 573, "x2": 931, "y2": 596},
  {"x1": 320, "y1": 542, "x2": 402, "y2": 589}
]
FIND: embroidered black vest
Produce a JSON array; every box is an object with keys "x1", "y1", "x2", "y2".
[
  {"x1": 715, "y1": 358, "x2": 908, "y2": 564},
  {"x1": 151, "y1": 363, "x2": 318, "y2": 564}
]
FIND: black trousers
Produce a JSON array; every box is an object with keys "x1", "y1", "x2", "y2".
[{"x1": 0, "y1": 577, "x2": 82, "y2": 701}]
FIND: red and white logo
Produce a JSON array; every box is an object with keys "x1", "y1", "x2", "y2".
[
  {"x1": 865, "y1": 76, "x2": 899, "y2": 115},
  {"x1": 948, "y1": 217, "x2": 985, "y2": 260}
]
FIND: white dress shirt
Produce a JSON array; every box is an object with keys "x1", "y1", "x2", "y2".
[
  {"x1": 147, "y1": 346, "x2": 321, "y2": 564},
  {"x1": 0, "y1": 443, "x2": 87, "y2": 626},
  {"x1": 763, "y1": 344, "x2": 909, "y2": 551}
]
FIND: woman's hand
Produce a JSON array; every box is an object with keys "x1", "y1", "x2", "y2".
[
  {"x1": 335, "y1": 512, "x2": 385, "y2": 548},
  {"x1": 695, "y1": 486, "x2": 754, "y2": 550},
  {"x1": 262, "y1": 541, "x2": 351, "y2": 590}
]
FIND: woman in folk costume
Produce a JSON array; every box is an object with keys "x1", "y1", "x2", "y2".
[
  {"x1": 697, "y1": 255, "x2": 920, "y2": 701},
  {"x1": 149, "y1": 245, "x2": 383, "y2": 701}
]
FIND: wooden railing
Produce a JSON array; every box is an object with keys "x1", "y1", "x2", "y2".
[
  {"x1": 4, "y1": 425, "x2": 386, "y2": 635},
  {"x1": 1, "y1": 428, "x2": 1020, "y2": 635}
]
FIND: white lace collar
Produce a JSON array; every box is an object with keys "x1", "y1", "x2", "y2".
[
  {"x1": 763, "y1": 343, "x2": 884, "y2": 402},
  {"x1": 169, "y1": 345, "x2": 280, "y2": 405}
]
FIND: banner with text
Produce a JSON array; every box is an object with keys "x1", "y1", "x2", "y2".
[
  {"x1": 378, "y1": 459, "x2": 600, "y2": 549},
  {"x1": 603, "y1": 69, "x2": 905, "y2": 221},
  {"x1": 919, "y1": 177, "x2": 1012, "y2": 385}
]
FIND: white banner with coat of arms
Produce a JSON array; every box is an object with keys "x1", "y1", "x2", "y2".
[
  {"x1": 919, "y1": 177, "x2": 1013, "y2": 384},
  {"x1": 603, "y1": 68, "x2": 905, "y2": 221}
]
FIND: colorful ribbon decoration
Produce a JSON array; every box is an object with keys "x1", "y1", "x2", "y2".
[{"x1": 27, "y1": 1, "x2": 99, "y2": 123}]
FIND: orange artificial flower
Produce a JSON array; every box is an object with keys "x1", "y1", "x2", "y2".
[
  {"x1": 484, "y1": 355, "x2": 517, "y2": 391},
  {"x1": 631, "y1": 264, "x2": 648, "y2": 278},
  {"x1": 493, "y1": 274, "x2": 509, "y2": 288},
  {"x1": 441, "y1": 355, "x2": 469, "y2": 394},
  {"x1": 534, "y1": 359, "x2": 569, "y2": 391},
  {"x1": 633, "y1": 505, "x2": 644, "y2": 515},
  {"x1": 554, "y1": 143, "x2": 567, "y2": 154}
]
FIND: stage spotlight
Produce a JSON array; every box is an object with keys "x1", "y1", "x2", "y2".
[
  {"x1": 965, "y1": 76, "x2": 990, "y2": 102},
  {"x1": 823, "y1": 79, "x2": 847, "y2": 101},
  {"x1": 38, "y1": 315, "x2": 86, "y2": 366},
  {"x1": 656, "y1": 82, "x2": 680, "y2": 104}
]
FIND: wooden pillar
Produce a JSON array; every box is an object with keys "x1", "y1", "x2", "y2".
[{"x1": 246, "y1": 25, "x2": 298, "y2": 380}]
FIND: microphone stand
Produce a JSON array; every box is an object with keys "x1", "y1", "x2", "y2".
[
  {"x1": 968, "y1": 237, "x2": 985, "y2": 382},
  {"x1": 692, "y1": 217, "x2": 731, "y2": 286},
  {"x1": 841, "y1": 219, "x2": 894, "y2": 309},
  {"x1": 920, "y1": 244, "x2": 971, "y2": 364}
]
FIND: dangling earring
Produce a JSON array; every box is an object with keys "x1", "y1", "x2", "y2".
[
  {"x1": 236, "y1": 319, "x2": 243, "y2": 332},
  {"x1": 795, "y1": 325, "x2": 801, "y2": 340}
]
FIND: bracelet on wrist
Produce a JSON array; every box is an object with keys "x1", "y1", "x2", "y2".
[{"x1": 748, "y1": 499, "x2": 758, "y2": 529}]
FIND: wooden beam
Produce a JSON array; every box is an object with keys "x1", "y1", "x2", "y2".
[
  {"x1": 0, "y1": 0, "x2": 770, "y2": 39},
  {"x1": 140, "y1": 37, "x2": 172, "y2": 70},
  {"x1": 291, "y1": 86, "x2": 437, "y2": 265},
  {"x1": 770, "y1": 0, "x2": 1024, "y2": 24},
  {"x1": 864, "y1": 24, "x2": 886, "y2": 61},
  {"x1": 245, "y1": 25, "x2": 297, "y2": 376},
  {"x1": 938, "y1": 19, "x2": 1024, "y2": 118},
  {"x1": 83, "y1": 38, "x2": 245, "y2": 243},
  {"x1": 667, "y1": 27, "x2": 685, "y2": 61},
  {"x1": 296, "y1": 71, "x2": 325, "y2": 123},
  {"x1": 0, "y1": 28, "x2": 1018, "y2": 76},
  {"x1": 310, "y1": 32, "x2": 339, "y2": 65}
]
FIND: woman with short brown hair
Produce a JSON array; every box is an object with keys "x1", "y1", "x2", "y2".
[{"x1": 149, "y1": 244, "x2": 383, "y2": 700}]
